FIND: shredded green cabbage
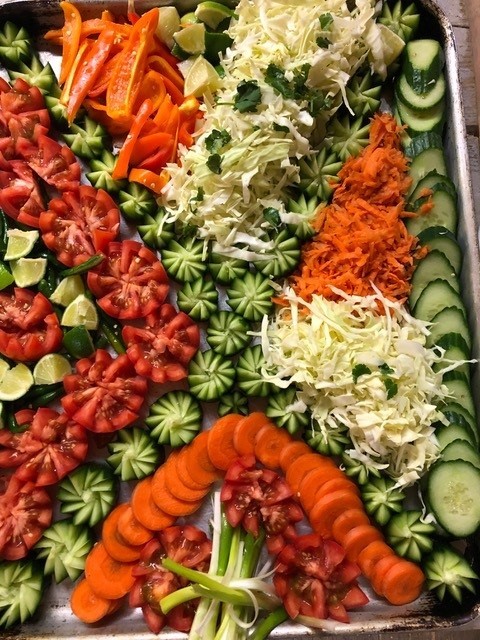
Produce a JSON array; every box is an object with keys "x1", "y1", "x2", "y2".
[{"x1": 260, "y1": 287, "x2": 449, "y2": 487}]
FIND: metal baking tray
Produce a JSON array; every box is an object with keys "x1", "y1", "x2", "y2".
[{"x1": 1, "y1": 0, "x2": 480, "y2": 637}]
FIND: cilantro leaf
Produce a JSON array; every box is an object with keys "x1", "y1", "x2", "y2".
[
  {"x1": 263, "y1": 207, "x2": 281, "y2": 227},
  {"x1": 205, "y1": 129, "x2": 232, "y2": 153},
  {"x1": 191, "y1": 187, "x2": 204, "y2": 203},
  {"x1": 264, "y1": 64, "x2": 293, "y2": 99},
  {"x1": 379, "y1": 363, "x2": 394, "y2": 375},
  {"x1": 316, "y1": 36, "x2": 330, "y2": 48},
  {"x1": 273, "y1": 123, "x2": 289, "y2": 133},
  {"x1": 206, "y1": 153, "x2": 222, "y2": 174},
  {"x1": 234, "y1": 80, "x2": 261, "y2": 113},
  {"x1": 319, "y1": 13, "x2": 333, "y2": 29},
  {"x1": 384, "y1": 378, "x2": 398, "y2": 400},
  {"x1": 352, "y1": 364, "x2": 371, "y2": 384}
]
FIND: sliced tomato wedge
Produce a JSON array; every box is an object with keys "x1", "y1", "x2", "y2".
[
  {"x1": 16, "y1": 133, "x2": 81, "y2": 192},
  {"x1": 62, "y1": 349, "x2": 148, "y2": 433},
  {"x1": 87, "y1": 240, "x2": 169, "y2": 320},
  {"x1": 0, "y1": 78, "x2": 48, "y2": 117},
  {"x1": 0, "y1": 159, "x2": 46, "y2": 228},
  {"x1": 0, "y1": 408, "x2": 88, "y2": 486},
  {"x1": 39, "y1": 186, "x2": 120, "y2": 267},
  {"x1": 122, "y1": 304, "x2": 199, "y2": 383},
  {"x1": 0, "y1": 288, "x2": 63, "y2": 361},
  {"x1": 273, "y1": 533, "x2": 369, "y2": 623},
  {"x1": 0, "y1": 475, "x2": 52, "y2": 560}
]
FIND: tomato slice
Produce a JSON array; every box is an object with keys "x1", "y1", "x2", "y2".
[
  {"x1": 0, "y1": 159, "x2": 46, "y2": 227},
  {"x1": 16, "y1": 133, "x2": 81, "y2": 192},
  {"x1": 87, "y1": 240, "x2": 169, "y2": 320},
  {"x1": 62, "y1": 348, "x2": 148, "y2": 433},
  {"x1": 0, "y1": 408, "x2": 88, "y2": 486},
  {"x1": 122, "y1": 304, "x2": 199, "y2": 383},
  {"x1": 0, "y1": 288, "x2": 63, "y2": 362},
  {"x1": 40, "y1": 186, "x2": 120, "y2": 267},
  {"x1": 0, "y1": 475, "x2": 52, "y2": 560},
  {"x1": 0, "y1": 78, "x2": 48, "y2": 119}
]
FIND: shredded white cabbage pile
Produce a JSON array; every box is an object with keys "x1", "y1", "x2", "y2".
[
  {"x1": 161, "y1": 0, "x2": 398, "y2": 259},
  {"x1": 260, "y1": 287, "x2": 450, "y2": 487}
]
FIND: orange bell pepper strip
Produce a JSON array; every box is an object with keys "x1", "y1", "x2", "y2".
[
  {"x1": 83, "y1": 99, "x2": 132, "y2": 135},
  {"x1": 162, "y1": 76, "x2": 185, "y2": 106},
  {"x1": 106, "y1": 8, "x2": 159, "y2": 120},
  {"x1": 134, "y1": 70, "x2": 167, "y2": 114},
  {"x1": 130, "y1": 132, "x2": 174, "y2": 166},
  {"x1": 46, "y1": 20, "x2": 131, "y2": 44},
  {"x1": 88, "y1": 49, "x2": 124, "y2": 98},
  {"x1": 147, "y1": 55, "x2": 184, "y2": 91},
  {"x1": 60, "y1": 39, "x2": 91, "y2": 105},
  {"x1": 59, "y1": 1, "x2": 82, "y2": 85},
  {"x1": 67, "y1": 28, "x2": 116, "y2": 124},
  {"x1": 129, "y1": 168, "x2": 170, "y2": 195},
  {"x1": 112, "y1": 98, "x2": 155, "y2": 180}
]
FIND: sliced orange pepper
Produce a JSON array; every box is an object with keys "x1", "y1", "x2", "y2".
[
  {"x1": 59, "y1": 1, "x2": 82, "y2": 85},
  {"x1": 60, "y1": 39, "x2": 91, "y2": 105},
  {"x1": 147, "y1": 54, "x2": 184, "y2": 91},
  {"x1": 162, "y1": 76, "x2": 185, "y2": 106},
  {"x1": 88, "y1": 49, "x2": 124, "y2": 98},
  {"x1": 130, "y1": 132, "x2": 174, "y2": 166},
  {"x1": 84, "y1": 98, "x2": 132, "y2": 135},
  {"x1": 129, "y1": 168, "x2": 170, "y2": 195},
  {"x1": 178, "y1": 95, "x2": 201, "y2": 118},
  {"x1": 134, "y1": 70, "x2": 167, "y2": 113},
  {"x1": 112, "y1": 98, "x2": 155, "y2": 180}
]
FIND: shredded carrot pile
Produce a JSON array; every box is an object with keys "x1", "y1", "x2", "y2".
[{"x1": 290, "y1": 112, "x2": 427, "y2": 304}]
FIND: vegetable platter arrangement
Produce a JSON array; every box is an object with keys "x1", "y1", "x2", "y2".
[{"x1": 0, "y1": 0, "x2": 479, "y2": 637}]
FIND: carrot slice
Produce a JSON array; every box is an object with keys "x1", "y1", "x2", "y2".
[
  {"x1": 279, "y1": 441, "x2": 311, "y2": 473},
  {"x1": 117, "y1": 505, "x2": 153, "y2": 547},
  {"x1": 309, "y1": 490, "x2": 364, "y2": 538},
  {"x1": 341, "y1": 524, "x2": 384, "y2": 563},
  {"x1": 192, "y1": 431, "x2": 220, "y2": 473},
  {"x1": 298, "y1": 466, "x2": 346, "y2": 514},
  {"x1": 176, "y1": 447, "x2": 212, "y2": 489},
  {"x1": 286, "y1": 452, "x2": 337, "y2": 494},
  {"x1": 151, "y1": 466, "x2": 204, "y2": 516},
  {"x1": 370, "y1": 555, "x2": 402, "y2": 595},
  {"x1": 331, "y1": 508, "x2": 370, "y2": 544},
  {"x1": 165, "y1": 456, "x2": 211, "y2": 503},
  {"x1": 254, "y1": 424, "x2": 292, "y2": 470},
  {"x1": 357, "y1": 540, "x2": 395, "y2": 577},
  {"x1": 102, "y1": 504, "x2": 143, "y2": 562},
  {"x1": 207, "y1": 414, "x2": 244, "y2": 470},
  {"x1": 315, "y1": 477, "x2": 360, "y2": 500},
  {"x1": 233, "y1": 412, "x2": 273, "y2": 457},
  {"x1": 85, "y1": 542, "x2": 135, "y2": 600},
  {"x1": 131, "y1": 477, "x2": 175, "y2": 531},
  {"x1": 71, "y1": 578, "x2": 120, "y2": 623},
  {"x1": 380, "y1": 559, "x2": 425, "y2": 605}
]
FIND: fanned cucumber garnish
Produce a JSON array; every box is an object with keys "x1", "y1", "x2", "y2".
[
  {"x1": 0, "y1": 22, "x2": 32, "y2": 65},
  {"x1": 188, "y1": 349, "x2": 236, "y2": 401},
  {"x1": 35, "y1": 520, "x2": 93, "y2": 583},
  {"x1": 118, "y1": 182, "x2": 157, "y2": 222},
  {"x1": 256, "y1": 229, "x2": 300, "y2": 278},
  {"x1": 424, "y1": 545, "x2": 479, "y2": 603},
  {"x1": 146, "y1": 391, "x2": 203, "y2": 447},
  {"x1": 0, "y1": 560, "x2": 44, "y2": 629},
  {"x1": 379, "y1": 0, "x2": 420, "y2": 43},
  {"x1": 326, "y1": 116, "x2": 371, "y2": 162},
  {"x1": 206, "y1": 310, "x2": 251, "y2": 356},
  {"x1": 286, "y1": 193, "x2": 318, "y2": 240},
  {"x1": 86, "y1": 150, "x2": 127, "y2": 193},
  {"x1": 45, "y1": 88, "x2": 69, "y2": 126},
  {"x1": 62, "y1": 117, "x2": 109, "y2": 160},
  {"x1": 137, "y1": 207, "x2": 175, "y2": 249},
  {"x1": 177, "y1": 278, "x2": 219, "y2": 321},
  {"x1": 346, "y1": 73, "x2": 382, "y2": 118},
  {"x1": 162, "y1": 236, "x2": 208, "y2": 283},
  {"x1": 107, "y1": 428, "x2": 161, "y2": 479},
  {"x1": 8, "y1": 56, "x2": 55, "y2": 94},
  {"x1": 226, "y1": 272, "x2": 274, "y2": 322},
  {"x1": 266, "y1": 387, "x2": 310, "y2": 435},
  {"x1": 218, "y1": 390, "x2": 249, "y2": 417},
  {"x1": 298, "y1": 147, "x2": 342, "y2": 200},
  {"x1": 341, "y1": 452, "x2": 381, "y2": 485},
  {"x1": 208, "y1": 253, "x2": 249, "y2": 285},
  {"x1": 306, "y1": 424, "x2": 351, "y2": 456},
  {"x1": 386, "y1": 510, "x2": 436, "y2": 563},
  {"x1": 361, "y1": 477, "x2": 406, "y2": 527},
  {"x1": 57, "y1": 463, "x2": 118, "y2": 527},
  {"x1": 236, "y1": 344, "x2": 272, "y2": 397}
]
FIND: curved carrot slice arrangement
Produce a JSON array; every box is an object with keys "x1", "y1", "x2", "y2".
[
  {"x1": 279, "y1": 440, "x2": 311, "y2": 473},
  {"x1": 357, "y1": 540, "x2": 395, "y2": 576},
  {"x1": 70, "y1": 578, "x2": 120, "y2": 623},
  {"x1": 85, "y1": 542, "x2": 136, "y2": 600},
  {"x1": 102, "y1": 504, "x2": 143, "y2": 563},
  {"x1": 233, "y1": 412, "x2": 273, "y2": 457},
  {"x1": 131, "y1": 477, "x2": 176, "y2": 531},
  {"x1": 117, "y1": 505, "x2": 153, "y2": 547},
  {"x1": 254, "y1": 423, "x2": 293, "y2": 469},
  {"x1": 342, "y1": 524, "x2": 384, "y2": 563},
  {"x1": 206, "y1": 413, "x2": 244, "y2": 470}
]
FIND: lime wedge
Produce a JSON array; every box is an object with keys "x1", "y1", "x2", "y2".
[
  {"x1": 180, "y1": 12, "x2": 199, "y2": 26},
  {"x1": 184, "y1": 55, "x2": 222, "y2": 97},
  {"x1": 0, "y1": 359, "x2": 9, "y2": 380},
  {"x1": 62, "y1": 294, "x2": 99, "y2": 330},
  {"x1": 156, "y1": 6, "x2": 181, "y2": 48},
  {"x1": 173, "y1": 23, "x2": 206, "y2": 56},
  {"x1": 4, "y1": 229, "x2": 39, "y2": 260},
  {"x1": 0, "y1": 262, "x2": 14, "y2": 290},
  {"x1": 33, "y1": 354, "x2": 72, "y2": 385},
  {"x1": 195, "y1": 1, "x2": 234, "y2": 29},
  {"x1": 377, "y1": 23, "x2": 405, "y2": 67},
  {"x1": 63, "y1": 326, "x2": 95, "y2": 359},
  {"x1": 50, "y1": 276, "x2": 85, "y2": 307},
  {"x1": 11, "y1": 257, "x2": 47, "y2": 287},
  {"x1": 0, "y1": 363, "x2": 34, "y2": 401}
]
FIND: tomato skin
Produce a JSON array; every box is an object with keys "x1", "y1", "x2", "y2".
[
  {"x1": 123, "y1": 304, "x2": 200, "y2": 383},
  {"x1": 0, "y1": 159, "x2": 46, "y2": 227},
  {"x1": 0, "y1": 78, "x2": 48, "y2": 120},
  {"x1": 87, "y1": 240, "x2": 169, "y2": 320},
  {"x1": 40, "y1": 186, "x2": 120, "y2": 267},
  {"x1": 62, "y1": 349, "x2": 148, "y2": 433},
  {"x1": 0, "y1": 408, "x2": 88, "y2": 486},
  {"x1": 0, "y1": 475, "x2": 52, "y2": 560},
  {"x1": 0, "y1": 288, "x2": 63, "y2": 362}
]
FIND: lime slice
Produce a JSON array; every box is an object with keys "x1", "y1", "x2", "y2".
[
  {"x1": 173, "y1": 23, "x2": 206, "y2": 56},
  {"x1": 0, "y1": 262, "x2": 14, "y2": 290},
  {"x1": 11, "y1": 257, "x2": 47, "y2": 287},
  {"x1": 4, "y1": 229, "x2": 39, "y2": 260},
  {"x1": 0, "y1": 363, "x2": 34, "y2": 401},
  {"x1": 377, "y1": 23, "x2": 405, "y2": 67},
  {"x1": 156, "y1": 6, "x2": 181, "y2": 48},
  {"x1": 184, "y1": 55, "x2": 222, "y2": 97},
  {"x1": 0, "y1": 359, "x2": 9, "y2": 380},
  {"x1": 195, "y1": 1, "x2": 234, "y2": 29},
  {"x1": 180, "y1": 12, "x2": 198, "y2": 26},
  {"x1": 62, "y1": 294, "x2": 99, "y2": 330},
  {"x1": 50, "y1": 276, "x2": 85, "y2": 307},
  {"x1": 63, "y1": 326, "x2": 95, "y2": 359},
  {"x1": 33, "y1": 354, "x2": 72, "y2": 385}
]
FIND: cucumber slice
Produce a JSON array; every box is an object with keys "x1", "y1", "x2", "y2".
[
  {"x1": 409, "y1": 171, "x2": 456, "y2": 202},
  {"x1": 62, "y1": 117, "x2": 109, "y2": 160},
  {"x1": 426, "y1": 460, "x2": 480, "y2": 537},
  {"x1": 177, "y1": 277, "x2": 219, "y2": 321},
  {"x1": 417, "y1": 227, "x2": 461, "y2": 274},
  {"x1": 208, "y1": 253, "x2": 249, "y2": 285},
  {"x1": 379, "y1": 1, "x2": 420, "y2": 44},
  {"x1": 409, "y1": 250, "x2": 458, "y2": 309},
  {"x1": 397, "y1": 72, "x2": 445, "y2": 111},
  {"x1": 298, "y1": 146, "x2": 342, "y2": 200},
  {"x1": 206, "y1": 310, "x2": 251, "y2": 356},
  {"x1": 236, "y1": 344, "x2": 272, "y2": 397},
  {"x1": 35, "y1": 520, "x2": 93, "y2": 582},
  {"x1": 413, "y1": 279, "x2": 465, "y2": 322},
  {"x1": 385, "y1": 510, "x2": 435, "y2": 563},
  {"x1": 218, "y1": 390, "x2": 249, "y2": 417},
  {"x1": 360, "y1": 476, "x2": 406, "y2": 527},
  {"x1": 442, "y1": 410, "x2": 478, "y2": 445},
  {"x1": 396, "y1": 97, "x2": 445, "y2": 136},
  {"x1": 433, "y1": 332, "x2": 471, "y2": 379},
  {"x1": 441, "y1": 440, "x2": 480, "y2": 469},
  {"x1": 409, "y1": 148, "x2": 447, "y2": 189},
  {"x1": 345, "y1": 73, "x2": 381, "y2": 118},
  {"x1": 266, "y1": 387, "x2": 311, "y2": 435},
  {"x1": 256, "y1": 230, "x2": 300, "y2": 278},
  {"x1": 86, "y1": 150, "x2": 127, "y2": 194},
  {"x1": 427, "y1": 306, "x2": 471, "y2": 350},
  {"x1": 188, "y1": 349, "x2": 236, "y2": 401},
  {"x1": 0, "y1": 560, "x2": 44, "y2": 629},
  {"x1": 107, "y1": 428, "x2": 161, "y2": 478},
  {"x1": 442, "y1": 370, "x2": 476, "y2": 419},
  {"x1": 226, "y1": 272, "x2": 274, "y2": 322},
  {"x1": 146, "y1": 391, "x2": 202, "y2": 447},
  {"x1": 435, "y1": 422, "x2": 476, "y2": 450},
  {"x1": 406, "y1": 187, "x2": 458, "y2": 236},
  {"x1": 9, "y1": 57, "x2": 56, "y2": 94},
  {"x1": 406, "y1": 132, "x2": 443, "y2": 158},
  {"x1": 404, "y1": 39, "x2": 444, "y2": 93},
  {"x1": 161, "y1": 236, "x2": 208, "y2": 283},
  {"x1": 307, "y1": 425, "x2": 351, "y2": 457},
  {"x1": 425, "y1": 544, "x2": 478, "y2": 603}
]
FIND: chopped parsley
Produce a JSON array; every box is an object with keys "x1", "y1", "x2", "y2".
[
  {"x1": 205, "y1": 129, "x2": 232, "y2": 153},
  {"x1": 319, "y1": 12, "x2": 333, "y2": 29},
  {"x1": 352, "y1": 364, "x2": 371, "y2": 383},
  {"x1": 234, "y1": 80, "x2": 262, "y2": 113},
  {"x1": 316, "y1": 36, "x2": 330, "y2": 48},
  {"x1": 264, "y1": 62, "x2": 331, "y2": 117},
  {"x1": 384, "y1": 378, "x2": 398, "y2": 400},
  {"x1": 206, "y1": 153, "x2": 223, "y2": 174},
  {"x1": 379, "y1": 363, "x2": 394, "y2": 375}
]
